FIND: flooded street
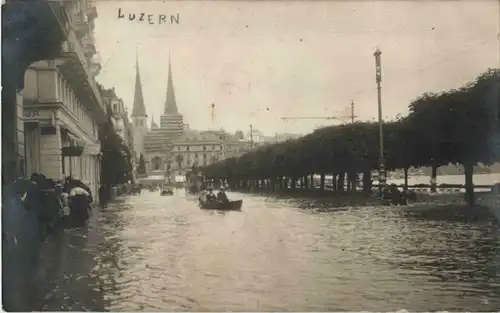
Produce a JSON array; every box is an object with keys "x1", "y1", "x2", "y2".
[{"x1": 34, "y1": 190, "x2": 500, "y2": 311}]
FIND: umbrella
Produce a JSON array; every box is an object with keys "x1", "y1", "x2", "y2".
[{"x1": 69, "y1": 187, "x2": 90, "y2": 197}]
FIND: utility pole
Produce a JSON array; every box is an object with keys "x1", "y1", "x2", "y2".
[
  {"x1": 374, "y1": 47, "x2": 386, "y2": 189},
  {"x1": 249, "y1": 124, "x2": 254, "y2": 148},
  {"x1": 351, "y1": 100, "x2": 355, "y2": 123}
]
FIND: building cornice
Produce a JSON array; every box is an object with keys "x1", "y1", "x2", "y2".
[
  {"x1": 56, "y1": 53, "x2": 107, "y2": 123},
  {"x1": 23, "y1": 100, "x2": 100, "y2": 146}
]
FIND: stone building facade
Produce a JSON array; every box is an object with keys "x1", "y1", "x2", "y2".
[
  {"x1": 102, "y1": 87, "x2": 135, "y2": 151},
  {"x1": 22, "y1": 0, "x2": 105, "y2": 198}
]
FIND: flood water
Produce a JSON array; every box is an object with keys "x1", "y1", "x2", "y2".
[{"x1": 34, "y1": 189, "x2": 500, "y2": 311}]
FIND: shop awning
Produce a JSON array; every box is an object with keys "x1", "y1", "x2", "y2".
[{"x1": 60, "y1": 125, "x2": 82, "y2": 145}]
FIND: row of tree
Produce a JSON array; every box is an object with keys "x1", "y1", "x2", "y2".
[
  {"x1": 99, "y1": 105, "x2": 134, "y2": 187},
  {"x1": 201, "y1": 69, "x2": 500, "y2": 204},
  {"x1": 136, "y1": 153, "x2": 147, "y2": 176}
]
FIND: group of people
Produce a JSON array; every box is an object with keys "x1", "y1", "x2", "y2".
[
  {"x1": 2, "y1": 174, "x2": 94, "y2": 311},
  {"x1": 199, "y1": 186, "x2": 229, "y2": 203},
  {"x1": 3, "y1": 174, "x2": 95, "y2": 239}
]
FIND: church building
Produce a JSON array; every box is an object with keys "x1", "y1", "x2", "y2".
[{"x1": 131, "y1": 54, "x2": 252, "y2": 182}]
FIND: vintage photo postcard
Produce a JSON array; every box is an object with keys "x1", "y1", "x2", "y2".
[{"x1": 2, "y1": 0, "x2": 500, "y2": 311}]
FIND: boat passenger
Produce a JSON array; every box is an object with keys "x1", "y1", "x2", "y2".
[
  {"x1": 206, "y1": 188, "x2": 217, "y2": 202},
  {"x1": 217, "y1": 187, "x2": 229, "y2": 203}
]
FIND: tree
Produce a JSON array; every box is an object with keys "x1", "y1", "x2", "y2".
[
  {"x1": 201, "y1": 69, "x2": 500, "y2": 203},
  {"x1": 136, "y1": 153, "x2": 146, "y2": 176},
  {"x1": 234, "y1": 130, "x2": 245, "y2": 140},
  {"x1": 175, "y1": 154, "x2": 184, "y2": 171},
  {"x1": 99, "y1": 106, "x2": 134, "y2": 186}
]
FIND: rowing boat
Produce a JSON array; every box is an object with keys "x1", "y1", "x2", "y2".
[{"x1": 199, "y1": 199, "x2": 243, "y2": 211}]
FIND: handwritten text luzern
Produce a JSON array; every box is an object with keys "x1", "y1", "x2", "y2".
[{"x1": 117, "y1": 8, "x2": 179, "y2": 25}]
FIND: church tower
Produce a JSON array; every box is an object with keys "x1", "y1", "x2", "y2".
[
  {"x1": 131, "y1": 52, "x2": 148, "y2": 160},
  {"x1": 160, "y1": 55, "x2": 184, "y2": 136},
  {"x1": 151, "y1": 115, "x2": 159, "y2": 130}
]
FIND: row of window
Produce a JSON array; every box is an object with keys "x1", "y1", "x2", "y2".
[
  {"x1": 57, "y1": 73, "x2": 96, "y2": 138},
  {"x1": 150, "y1": 152, "x2": 221, "y2": 163},
  {"x1": 173, "y1": 158, "x2": 214, "y2": 167},
  {"x1": 150, "y1": 157, "x2": 217, "y2": 171},
  {"x1": 24, "y1": 64, "x2": 98, "y2": 138},
  {"x1": 175, "y1": 145, "x2": 223, "y2": 152},
  {"x1": 177, "y1": 152, "x2": 221, "y2": 159}
]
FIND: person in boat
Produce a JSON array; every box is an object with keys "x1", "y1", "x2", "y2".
[
  {"x1": 200, "y1": 181, "x2": 207, "y2": 192},
  {"x1": 206, "y1": 188, "x2": 217, "y2": 202},
  {"x1": 217, "y1": 186, "x2": 229, "y2": 203}
]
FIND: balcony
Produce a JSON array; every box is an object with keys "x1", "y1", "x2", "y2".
[
  {"x1": 90, "y1": 53, "x2": 102, "y2": 77},
  {"x1": 57, "y1": 30, "x2": 106, "y2": 123},
  {"x1": 87, "y1": 6, "x2": 98, "y2": 21},
  {"x1": 81, "y1": 36, "x2": 96, "y2": 57},
  {"x1": 71, "y1": 12, "x2": 89, "y2": 39}
]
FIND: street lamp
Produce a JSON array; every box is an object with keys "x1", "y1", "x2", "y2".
[{"x1": 374, "y1": 47, "x2": 386, "y2": 189}]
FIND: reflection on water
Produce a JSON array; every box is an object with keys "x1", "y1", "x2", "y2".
[{"x1": 34, "y1": 191, "x2": 500, "y2": 311}]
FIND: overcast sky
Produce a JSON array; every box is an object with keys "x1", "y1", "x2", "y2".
[{"x1": 94, "y1": 0, "x2": 499, "y2": 135}]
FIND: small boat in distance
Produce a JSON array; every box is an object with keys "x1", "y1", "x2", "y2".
[
  {"x1": 198, "y1": 190, "x2": 242, "y2": 211},
  {"x1": 160, "y1": 188, "x2": 174, "y2": 196},
  {"x1": 199, "y1": 199, "x2": 243, "y2": 211}
]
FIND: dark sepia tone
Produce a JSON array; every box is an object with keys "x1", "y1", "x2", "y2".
[{"x1": 2, "y1": 0, "x2": 500, "y2": 311}]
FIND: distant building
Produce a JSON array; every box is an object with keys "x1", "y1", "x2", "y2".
[
  {"x1": 131, "y1": 55, "x2": 252, "y2": 181},
  {"x1": 168, "y1": 129, "x2": 252, "y2": 177},
  {"x1": 101, "y1": 87, "x2": 134, "y2": 152},
  {"x1": 246, "y1": 128, "x2": 266, "y2": 144},
  {"x1": 244, "y1": 129, "x2": 302, "y2": 147}
]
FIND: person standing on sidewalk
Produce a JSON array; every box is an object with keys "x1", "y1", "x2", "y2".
[{"x1": 99, "y1": 184, "x2": 109, "y2": 208}]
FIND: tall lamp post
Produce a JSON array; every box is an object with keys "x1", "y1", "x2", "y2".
[
  {"x1": 374, "y1": 48, "x2": 386, "y2": 190},
  {"x1": 249, "y1": 124, "x2": 254, "y2": 148}
]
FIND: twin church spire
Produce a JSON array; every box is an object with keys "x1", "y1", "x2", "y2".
[
  {"x1": 164, "y1": 55, "x2": 179, "y2": 115},
  {"x1": 131, "y1": 50, "x2": 179, "y2": 120},
  {"x1": 131, "y1": 52, "x2": 146, "y2": 117}
]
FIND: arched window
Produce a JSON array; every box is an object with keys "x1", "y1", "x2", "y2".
[{"x1": 151, "y1": 156, "x2": 162, "y2": 170}]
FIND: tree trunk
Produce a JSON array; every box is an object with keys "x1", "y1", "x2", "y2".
[
  {"x1": 404, "y1": 167, "x2": 409, "y2": 190},
  {"x1": 291, "y1": 177, "x2": 296, "y2": 190},
  {"x1": 362, "y1": 170, "x2": 372, "y2": 193},
  {"x1": 430, "y1": 163, "x2": 437, "y2": 193},
  {"x1": 331, "y1": 173, "x2": 337, "y2": 191},
  {"x1": 464, "y1": 162, "x2": 475, "y2": 205},
  {"x1": 337, "y1": 172, "x2": 345, "y2": 192},
  {"x1": 347, "y1": 171, "x2": 356, "y2": 192},
  {"x1": 320, "y1": 173, "x2": 325, "y2": 191},
  {"x1": 282, "y1": 177, "x2": 287, "y2": 190},
  {"x1": 303, "y1": 175, "x2": 309, "y2": 189}
]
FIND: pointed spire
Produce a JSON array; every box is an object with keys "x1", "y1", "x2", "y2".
[
  {"x1": 164, "y1": 54, "x2": 179, "y2": 115},
  {"x1": 132, "y1": 48, "x2": 147, "y2": 117}
]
